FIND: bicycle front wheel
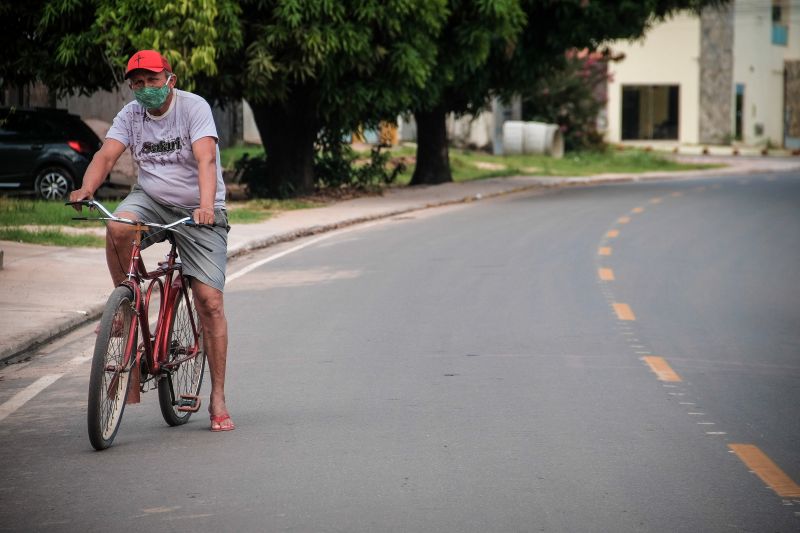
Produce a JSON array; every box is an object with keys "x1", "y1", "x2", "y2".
[
  {"x1": 158, "y1": 278, "x2": 206, "y2": 426},
  {"x1": 88, "y1": 286, "x2": 137, "y2": 451}
]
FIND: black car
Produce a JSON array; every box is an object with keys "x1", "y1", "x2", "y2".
[{"x1": 0, "y1": 107, "x2": 102, "y2": 200}]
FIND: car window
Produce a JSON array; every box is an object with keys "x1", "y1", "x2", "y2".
[
  {"x1": 0, "y1": 111, "x2": 34, "y2": 139},
  {"x1": 0, "y1": 109, "x2": 99, "y2": 146},
  {"x1": 62, "y1": 116, "x2": 101, "y2": 143}
]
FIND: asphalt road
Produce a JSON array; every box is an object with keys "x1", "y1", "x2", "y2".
[{"x1": 0, "y1": 173, "x2": 798, "y2": 532}]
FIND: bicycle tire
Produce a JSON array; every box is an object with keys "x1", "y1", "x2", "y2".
[
  {"x1": 88, "y1": 286, "x2": 137, "y2": 450},
  {"x1": 158, "y1": 278, "x2": 206, "y2": 426}
]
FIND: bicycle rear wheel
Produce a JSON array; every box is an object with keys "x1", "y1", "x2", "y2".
[
  {"x1": 88, "y1": 286, "x2": 137, "y2": 450},
  {"x1": 158, "y1": 278, "x2": 206, "y2": 426}
]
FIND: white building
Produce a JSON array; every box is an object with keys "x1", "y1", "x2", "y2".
[{"x1": 605, "y1": 0, "x2": 800, "y2": 149}]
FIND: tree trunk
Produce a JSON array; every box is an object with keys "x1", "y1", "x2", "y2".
[
  {"x1": 410, "y1": 106, "x2": 453, "y2": 185},
  {"x1": 249, "y1": 92, "x2": 318, "y2": 197}
]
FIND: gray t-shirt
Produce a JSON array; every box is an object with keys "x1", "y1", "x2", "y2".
[{"x1": 107, "y1": 89, "x2": 225, "y2": 209}]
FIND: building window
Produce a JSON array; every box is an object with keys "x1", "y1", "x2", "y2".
[
  {"x1": 772, "y1": 0, "x2": 789, "y2": 46},
  {"x1": 735, "y1": 84, "x2": 745, "y2": 141},
  {"x1": 621, "y1": 85, "x2": 680, "y2": 140}
]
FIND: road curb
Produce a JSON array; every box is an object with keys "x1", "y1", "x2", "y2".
[{"x1": 0, "y1": 304, "x2": 105, "y2": 365}]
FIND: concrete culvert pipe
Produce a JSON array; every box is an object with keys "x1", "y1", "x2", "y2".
[
  {"x1": 523, "y1": 121, "x2": 564, "y2": 158},
  {"x1": 502, "y1": 121, "x2": 525, "y2": 155}
]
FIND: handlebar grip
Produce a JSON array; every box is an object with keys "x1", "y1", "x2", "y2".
[
  {"x1": 184, "y1": 220, "x2": 229, "y2": 231},
  {"x1": 64, "y1": 200, "x2": 93, "y2": 207}
]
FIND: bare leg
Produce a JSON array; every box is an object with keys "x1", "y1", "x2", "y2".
[
  {"x1": 105, "y1": 212, "x2": 139, "y2": 287},
  {"x1": 192, "y1": 281, "x2": 233, "y2": 430},
  {"x1": 97, "y1": 213, "x2": 138, "y2": 336}
]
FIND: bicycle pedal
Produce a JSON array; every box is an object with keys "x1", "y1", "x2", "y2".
[{"x1": 177, "y1": 395, "x2": 201, "y2": 412}]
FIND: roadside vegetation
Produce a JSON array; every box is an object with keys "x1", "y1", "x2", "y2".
[
  {"x1": 0, "y1": 145, "x2": 718, "y2": 247},
  {"x1": 223, "y1": 143, "x2": 719, "y2": 186},
  {"x1": 0, "y1": 195, "x2": 322, "y2": 247},
  {"x1": 391, "y1": 146, "x2": 717, "y2": 184},
  {"x1": 0, "y1": 227, "x2": 105, "y2": 247}
]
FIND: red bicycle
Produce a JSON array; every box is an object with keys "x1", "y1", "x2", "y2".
[{"x1": 68, "y1": 199, "x2": 209, "y2": 450}]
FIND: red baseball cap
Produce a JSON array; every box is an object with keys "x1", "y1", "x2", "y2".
[{"x1": 125, "y1": 50, "x2": 172, "y2": 78}]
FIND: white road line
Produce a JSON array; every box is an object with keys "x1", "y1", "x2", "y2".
[
  {"x1": 0, "y1": 374, "x2": 63, "y2": 423},
  {"x1": 227, "y1": 234, "x2": 339, "y2": 284},
  {"x1": 227, "y1": 221, "x2": 383, "y2": 284}
]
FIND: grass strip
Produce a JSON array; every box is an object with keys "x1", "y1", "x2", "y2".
[
  {"x1": 391, "y1": 147, "x2": 721, "y2": 183},
  {"x1": 0, "y1": 198, "x2": 121, "y2": 226},
  {"x1": 0, "y1": 227, "x2": 105, "y2": 247}
]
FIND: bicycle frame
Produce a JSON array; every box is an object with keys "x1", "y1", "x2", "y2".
[{"x1": 118, "y1": 224, "x2": 201, "y2": 380}]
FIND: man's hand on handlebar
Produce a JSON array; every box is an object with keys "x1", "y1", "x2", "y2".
[
  {"x1": 192, "y1": 207, "x2": 215, "y2": 226},
  {"x1": 69, "y1": 188, "x2": 94, "y2": 211}
]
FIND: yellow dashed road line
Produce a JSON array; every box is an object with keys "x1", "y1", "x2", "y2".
[
  {"x1": 606, "y1": 229, "x2": 620, "y2": 238},
  {"x1": 641, "y1": 356, "x2": 682, "y2": 382},
  {"x1": 598, "y1": 268, "x2": 615, "y2": 281},
  {"x1": 612, "y1": 302, "x2": 636, "y2": 321},
  {"x1": 728, "y1": 444, "x2": 800, "y2": 498},
  {"x1": 599, "y1": 247, "x2": 612, "y2": 256},
  {"x1": 617, "y1": 216, "x2": 631, "y2": 224},
  {"x1": 632, "y1": 207, "x2": 645, "y2": 214}
]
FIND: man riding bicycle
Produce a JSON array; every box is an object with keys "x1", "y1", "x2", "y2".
[{"x1": 69, "y1": 50, "x2": 234, "y2": 432}]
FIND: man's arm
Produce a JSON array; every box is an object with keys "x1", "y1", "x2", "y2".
[
  {"x1": 69, "y1": 139, "x2": 127, "y2": 202},
  {"x1": 191, "y1": 136, "x2": 218, "y2": 225}
]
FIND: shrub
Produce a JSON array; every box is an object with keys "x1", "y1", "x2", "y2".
[
  {"x1": 522, "y1": 48, "x2": 620, "y2": 152},
  {"x1": 232, "y1": 131, "x2": 406, "y2": 198}
]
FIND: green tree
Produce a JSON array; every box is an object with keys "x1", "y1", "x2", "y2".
[
  {"x1": 410, "y1": 0, "x2": 727, "y2": 185},
  {"x1": 1, "y1": 0, "x2": 445, "y2": 196},
  {"x1": 208, "y1": 0, "x2": 446, "y2": 196},
  {"x1": 0, "y1": 0, "x2": 240, "y2": 96},
  {"x1": 408, "y1": 0, "x2": 525, "y2": 185}
]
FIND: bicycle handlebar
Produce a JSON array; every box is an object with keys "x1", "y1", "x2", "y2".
[{"x1": 65, "y1": 199, "x2": 222, "y2": 252}]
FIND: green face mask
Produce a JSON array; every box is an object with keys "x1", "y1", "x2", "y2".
[{"x1": 134, "y1": 76, "x2": 172, "y2": 109}]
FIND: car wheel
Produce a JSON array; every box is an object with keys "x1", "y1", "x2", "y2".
[{"x1": 35, "y1": 167, "x2": 75, "y2": 200}]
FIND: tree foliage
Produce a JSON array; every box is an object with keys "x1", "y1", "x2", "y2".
[
  {"x1": 1, "y1": 0, "x2": 446, "y2": 195},
  {"x1": 0, "y1": 0, "x2": 727, "y2": 194},
  {"x1": 209, "y1": 0, "x2": 446, "y2": 195},
  {"x1": 0, "y1": 0, "x2": 241, "y2": 95}
]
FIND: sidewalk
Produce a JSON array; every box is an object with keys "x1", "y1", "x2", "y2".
[{"x1": 2, "y1": 155, "x2": 799, "y2": 363}]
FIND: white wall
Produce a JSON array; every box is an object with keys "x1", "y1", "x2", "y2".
[
  {"x1": 606, "y1": 12, "x2": 701, "y2": 144},
  {"x1": 733, "y1": 1, "x2": 800, "y2": 145}
]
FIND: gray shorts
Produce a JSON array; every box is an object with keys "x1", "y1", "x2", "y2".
[{"x1": 115, "y1": 185, "x2": 229, "y2": 292}]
